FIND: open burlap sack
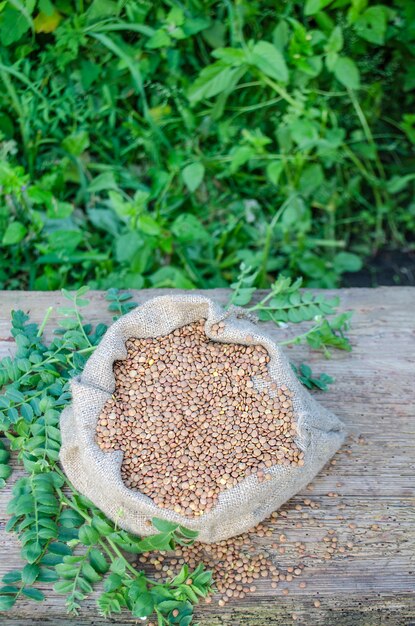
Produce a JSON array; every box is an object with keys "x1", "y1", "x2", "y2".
[{"x1": 60, "y1": 294, "x2": 346, "y2": 543}]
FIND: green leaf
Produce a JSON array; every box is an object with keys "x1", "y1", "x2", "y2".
[
  {"x1": 115, "y1": 232, "x2": 143, "y2": 264},
  {"x1": 46, "y1": 201, "x2": 74, "y2": 219},
  {"x1": 326, "y1": 26, "x2": 343, "y2": 54},
  {"x1": 86, "y1": 0, "x2": 117, "y2": 21},
  {"x1": 62, "y1": 131, "x2": 90, "y2": 156},
  {"x1": 21, "y1": 563, "x2": 40, "y2": 585},
  {"x1": 0, "y1": 594, "x2": 16, "y2": 610},
  {"x1": 266, "y1": 161, "x2": 283, "y2": 186},
  {"x1": 77, "y1": 577, "x2": 93, "y2": 594},
  {"x1": 137, "y1": 214, "x2": 161, "y2": 237},
  {"x1": 0, "y1": 6, "x2": 31, "y2": 46},
  {"x1": 2, "y1": 570, "x2": 21, "y2": 584},
  {"x1": 177, "y1": 526, "x2": 199, "y2": 540},
  {"x1": 304, "y1": 0, "x2": 333, "y2": 15},
  {"x1": 151, "y1": 518, "x2": 179, "y2": 533},
  {"x1": 48, "y1": 542, "x2": 72, "y2": 556},
  {"x1": 282, "y1": 197, "x2": 308, "y2": 227},
  {"x1": 157, "y1": 599, "x2": 181, "y2": 612},
  {"x1": 333, "y1": 252, "x2": 362, "y2": 273},
  {"x1": 21, "y1": 587, "x2": 45, "y2": 602},
  {"x1": 171, "y1": 214, "x2": 209, "y2": 243},
  {"x1": 103, "y1": 573, "x2": 122, "y2": 592},
  {"x1": 20, "y1": 403, "x2": 34, "y2": 422},
  {"x1": 2, "y1": 222, "x2": 27, "y2": 246},
  {"x1": 146, "y1": 29, "x2": 171, "y2": 49},
  {"x1": 172, "y1": 565, "x2": 189, "y2": 586},
  {"x1": 6, "y1": 387, "x2": 25, "y2": 402},
  {"x1": 89, "y1": 549, "x2": 109, "y2": 575},
  {"x1": 78, "y1": 525, "x2": 99, "y2": 546},
  {"x1": 188, "y1": 63, "x2": 244, "y2": 103},
  {"x1": 251, "y1": 41, "x2": 288, "y2": 82},
  {"x1": 109, "y1": 557, "x2": 125, "y2": 576},
  {"x1": 182, "y1": 163, "x2": 205, "y2": 193},
  {"x1": 211, "y1": 47, "x2": 246, "y2": 65},
  {"x1": 354, "y1": 6, "x2": 387, "y2": 44},
  {"x1": 231, "y1": 287, "x2": 256, "y2": 306},
  {"x1": 333, "y1": 56, "x2": 360, "y2": 89},
  {"x1": 88, "y1": 171, "x2": 118, "y2": 193},
  {"x1": 81, "y1": 562, "x2": 102, "y2": 583},
  {"x1": 128, "y1": 575, "x2": 147, "y2": 602},
  {"x1": 290, "y1": 119, "x2": 319, "y2": 148},
  {"x1": 386, "y1": 174, "x2": 415, "y2": 194},
  {"x1": 89, "y1": 32, "x2": 145, "y2": 96},
  {"x1": 132, "y1": 591, "x2": 154, "y2": 618},
  {"x1": 0, "y1": 464, "x2": 11, "y2": 481},
  {"x1": 91, "y1": 516, "x2": 113, "y2": 536},
  {"x1": 37, "y1": 567, "x2": 59, "y2": 582},
  {"x1": 54, "y1": 580, "x2": 74, "y2": 594},
  {"x1": 22, "y1": 541, "x2": 42, "y2": 564},
  {"x1": 138, "y1": 533, "x2": 173, "y2": 551}
]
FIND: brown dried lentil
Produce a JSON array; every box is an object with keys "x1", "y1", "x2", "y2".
[{"x1": 96, "y1": 320, "x2": 301, "y2": 516}]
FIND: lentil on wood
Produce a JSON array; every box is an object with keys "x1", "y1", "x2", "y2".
[
  {"x1": 95, "y1": 320, "x2": 303, "y2": 517},
  {"x1": 136, "y1": 495, "x2": 353, "y2": 609}
]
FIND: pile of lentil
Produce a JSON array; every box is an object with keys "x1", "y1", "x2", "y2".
[
  {"x1": 95, "y1": 319, "x2": 303, "y2": 516},
  {"x1": 136, "y1": 489, "x2": 355, "y2": 613}
]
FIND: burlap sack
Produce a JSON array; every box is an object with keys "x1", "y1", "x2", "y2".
[{"x1": 60, "y1": 294, "x2": 345, "y2": 543}]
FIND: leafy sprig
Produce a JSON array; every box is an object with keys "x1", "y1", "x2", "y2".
[
  {"x1": 0, "y1": 440, "x2": 11, "y2": 488},
  {"x1": 0, "y1": 288, "x2": 212, "y2": 622},
  {"x1": 230, "y1": 263, "x2": 353, "y2": 385},
  {"x1": 291, "y1": 364, "x2": 334, "y2": 392},
  {"x1": 106, "y1": 288, "x2": 138, "y2": 320}
]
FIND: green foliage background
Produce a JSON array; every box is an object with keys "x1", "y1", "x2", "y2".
[{"x1": 0, "y1": 0, "x2": 414, "y2": 291}]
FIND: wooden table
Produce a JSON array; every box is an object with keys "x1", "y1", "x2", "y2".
[{"x1": 0, "y1": 288, "x2": 414, "y2": 625}]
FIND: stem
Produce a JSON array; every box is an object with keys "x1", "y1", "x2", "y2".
[
  {"x1": 37, "y1": 307, "x2": 54, "y2": 337},
  {"x1": 13, "y1": 344, "x2": 69, "y2": 387},
  {"x1": 73, "y1": 298, "x2": 93, "y2": 348},
  {"x1": 70, "y1": 548, "x2": 92, "y2": 600},
  {"x1": 29, "y1": 475, "x2": 40, "y2": 550},
  {"x1": 56, "y1": 479, "x2": 138, "y2": 578},
  {"x1": 348, "y1": 89, "x2": 386, "y2": 179},
  {"x1": 348, "y1": 89, "x2": 390, "y2": 249},
  {"x1": 278, "y1": 322, "x2": 323, "y2": 346},
  {"x1": 105, "y1": 537, "x2": 138, "y2": 577},
  {"x1": 247, "y1": 290, "x2": 275, "y2": 310},
  {"x1": 342, "y1": 144, "x2": 385, "y2": 248},
  {"x1": 224, "y1": 0, "x2": 243, "y2": 47},
  {"x1": 0, "y1": 68, "x2": 32, "y2": 175},
  {"x1": 77, "y1": 346, "x2": 96, "y2": 355},
  {"x1": 257, "y1": 200, "x2": 290, "y2": 287},
  {"x1": 261, "y1": 75, "x2": 301, "y2": 110}
]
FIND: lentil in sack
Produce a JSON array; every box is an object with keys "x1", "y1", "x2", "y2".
[{"x1": 60, "y1": 295, "x2": 345, "y2": 543}]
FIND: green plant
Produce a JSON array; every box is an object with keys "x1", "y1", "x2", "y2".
[
  {"x1": 230, "y1": 263, "x2": 352, "y2": 359},
  {"x1": 0, "y1": 289, "x2": 212, "y2": 622},
  {"x1": 290, "y1": 363, "x2": 333, "y2": 392},
  {"x1": 0, "y1": 0, "x2": 414, "y2": 291}
]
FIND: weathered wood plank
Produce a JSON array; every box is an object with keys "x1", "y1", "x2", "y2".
[{"x1": 0, "y1": 287, "x2": 414, "y2": 625}]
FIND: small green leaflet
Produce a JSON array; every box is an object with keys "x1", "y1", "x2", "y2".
[
  {"x1": 333, "y1": 56, "x2": 360, "y2": 89},
  {"x1": 182, "y1": 163, "x2": 205, "y2": 193},
  {"x1": 250, "y1": 41, "x2": 288, "y2": 83}
]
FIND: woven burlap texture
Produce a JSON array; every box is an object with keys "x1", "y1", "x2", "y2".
[{"x1": 60, "y1": 294, "x2": 346, "y2": 543}]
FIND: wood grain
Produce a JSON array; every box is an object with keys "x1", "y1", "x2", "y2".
[{"x1": 0, "y1": 287, "x2": 414, "y2": 625}]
